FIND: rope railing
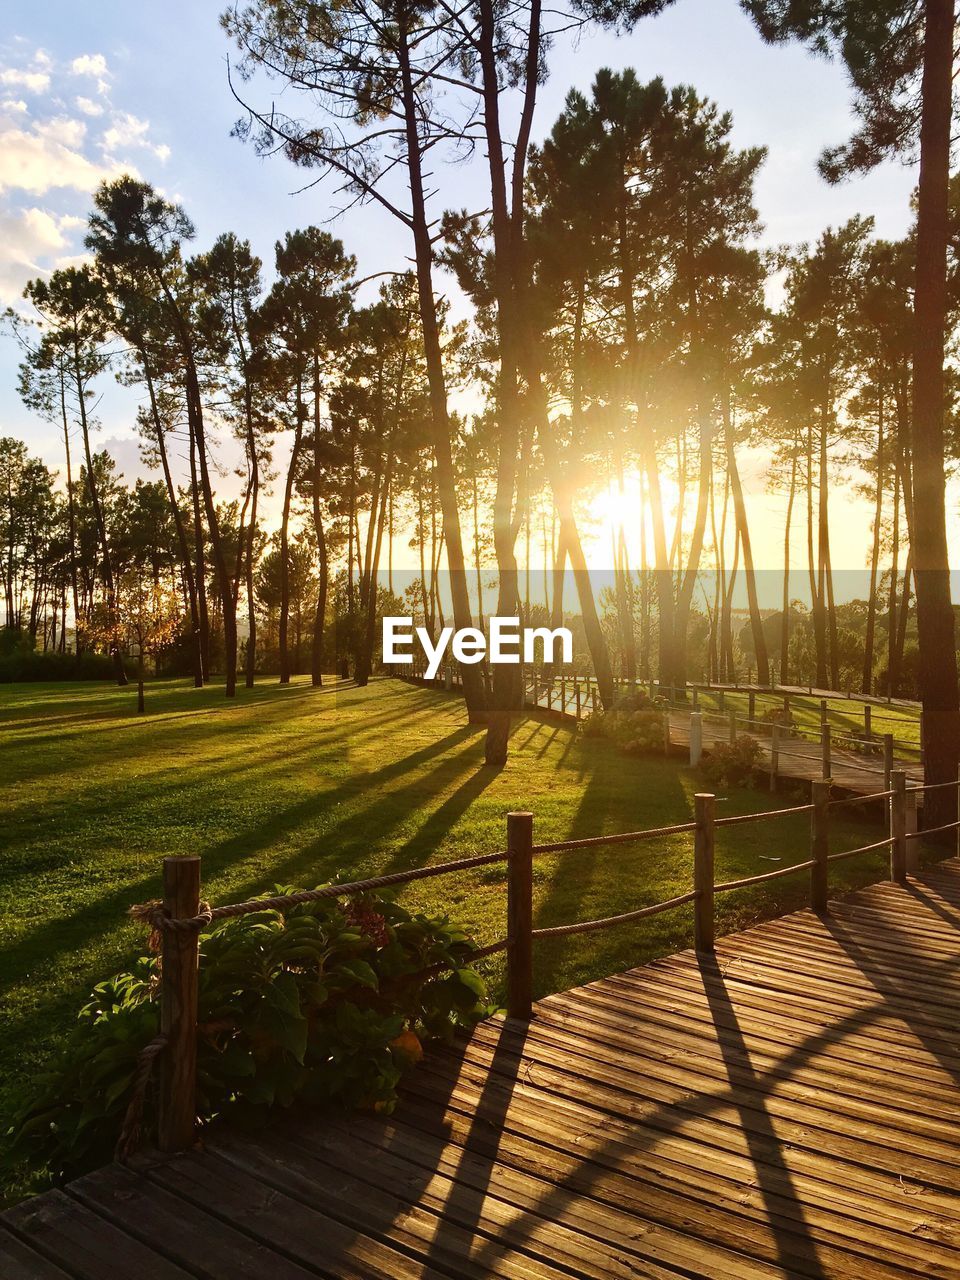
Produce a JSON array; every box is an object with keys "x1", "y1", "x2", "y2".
[
  {"x1": 715, "y1": 859, "x2": 816, "y2": 893},
  {"x1": 827, "y1": 837, "x2": 895, "y2": 864}
]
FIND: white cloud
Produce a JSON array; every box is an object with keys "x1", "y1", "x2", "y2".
[
  {"x1": 36, "y1": 117, "x2": 87, "y2": 149},
  {"x1": 0, "y1": 123, "x2": 133, "y2": 196},
  {"x1": 32, "y1": 50, "x2": 53, "y2": 73},
  {"x1": 1, "y1": 99, "x2": 28, "y2": 115},
  {"x1": 75, "y1": 96, "x2": 103, "y2": 117},
  {"x1": 0, "y1": 68, "x2": 50, "y2": 94},
  {"x1": 0, "y1": 207, "x2": 82, "y2": 303},
  {"x1": 102, "y1": 111, "x2": 169, "y2": 163},
  {"x1": 70, "y1": 54, "x2": 108, "y2": 79}
]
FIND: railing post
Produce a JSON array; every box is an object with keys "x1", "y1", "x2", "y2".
[
  {"x1": 819, "y1": 698, "x2": 828, "y2": 735},
  {"x1": 694, "y1": 793, "x2": 715, "y2": 952},
  {"x1": 890, "y1": 770, "x2": 907, "y2": 884},
  {"x1": 507, "y1": 812, "x2": 534, "y2": 1020},
  {"x1": 811, "y1": 779, "x2": 829, "y2": 913},
  {"x1": 770, "y1": 723, "x2": 780, "y2": 793},
  {"x1": 821, "y1": 724, "x2": 831, "y2": 780},
  {"x1": 748, "y1": 690, "x2": 756, "y2": 722},
  {"x1": 864, "y1": 705, "x2": 872, "y2": 740},
  {"x1": 882, "y1": 733, "x2": 894, "y2": 791},
  {"x1": 560, "y1": 676, "x2": 567, "y2": 714},
  {"x1": 575, "y1": 682, "x2": 582, "y2": 720},
  {"x1": 663, "y1": 708, "x2": 671, "y2": 756},
  {"x1": 728, "y1": 710, "x2": 737, "y2": 745},
  {"x1": 689, "y1": 711, "x2": 703, "y2": 767},
  {"x1": 905, "y1": 786, "x2": 919, "y2": 874},
  {"x1": 592, "y1": 686, "x2": 599, "y2": 714},
  {"x1": 159, "y1": 855, "x2": 200, "y2": 1153}
]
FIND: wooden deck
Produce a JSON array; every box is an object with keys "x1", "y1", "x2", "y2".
[{"x1": 7, "y1": 862, "x2": 960, "y2": 1279}]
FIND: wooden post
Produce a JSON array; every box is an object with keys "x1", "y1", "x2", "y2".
[
  {"x1": 663, "y1": 708, "x2": 671, "y2": 755},
  {"x1": 507, "y1": 812, "x2": 534, "y2": 1020},
  {"x1": 728, "y1": 710, "x2": 737, "y2": 745},
  {"x1": 905, "y1": 786, "x2": 919, "y2": 875},
  {"x1": 546, "y1": 681, "x2": 552, "y2": 713},
  {"x1": 890, "y1": 770, "x2": 907, "y2": 884},
  {"x1": 694, "y1": 794, "x2": 715, "y2": 952},
  {"x1": 819, "y1": 699, "x2": 828, "y2": 734},
  {"x1": 770, "y1": 724, "x2": 780, "y2": 793},
  {"x1": 159, "y1": 856, "x2": 200, "y2": 1153},
  {"x1": 689, "y1": 711, "x2": 703, "y2": 767},
  {"x1": 821, "y1": 724, "x2": 831, "y2": 780},
  {"x1": 575, "y1": 682, "x2": 582, "y2": 720},
  {"x1": 783, "y1": 694, "x2": 790, "y2": 719},
  {"x1": 864, "y1": 705, "x2": 872, "y2": 740},
  {"x1": 560, "y1": 676, "x2": 567, "y2": 715},
  {"x1": 592, "y1": 686, "x2": 599, "y2": 714},
  {"x1": 883, "y1": 733, "x2": 894, "y2": 792},
  {"x1": 748, "y1": 690, "x2": 756, "y2": 723},
  {"x1": 811, "y1": 779, "x2": 829, "y2": 913}
]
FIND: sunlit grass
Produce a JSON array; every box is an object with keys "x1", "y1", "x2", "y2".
[
  {"x1": 687, "y1": 687, "x2": 921, "y2": 751},
  {"x1": 0, "y1": 675, "x2": 899, "y2": 1140}
]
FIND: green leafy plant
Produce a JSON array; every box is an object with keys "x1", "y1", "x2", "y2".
[
  {"x1": 759, "y1": 706, "x2": 798, "y2": 737},
  {"x1": 582, "y1": 691, "x2": 666, "y2": 755},
  {"x1": 700, "y1": 736, "x2": 763, "y2": 789},
  {"x1": 5, "y1": 888, "x2": 491, "y2": 1188}
]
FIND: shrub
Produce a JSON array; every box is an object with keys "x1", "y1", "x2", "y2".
[
  {"x1": 759, "y1": 706, "x2": 797, "y2": 737},
  {"x1": 5, "y1": 888, "x2": 490, "y2": 1187},
  {"x1": 700, "y1": 735, "x2": 763, "y2": 789},
  {"x1": 583, "y1": 706, "x2": 665, "y2": 755}
]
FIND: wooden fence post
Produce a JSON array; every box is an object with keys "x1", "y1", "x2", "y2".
[
  {"x1": 821, "y1": 725, "x2": 831, "y2": 781},
  {"x1": 507, "y1": 812, "x2": 534, "y2": 1020},
  {"x1": 770, "y1": 724, "x2": 780, "y2": 793},
  {"x1": 819, "y1": 699, "x2": 828, "y2": 734},
  {"x1": 694, "y1": 793, "x2": 715, "y2": 952},
  {"x1": 592, "y1": 686, "x2": 599, "y2": 714},
  {"x1": 575, "y1": 682, "x2": 582, "y2": 721},
  {"x1": 560, "y1": 676, "x2": 567, "y2": 715},
  {"x1": 883, "y1": 734, "x2": 894, "y2": 792},
  {"x1": 905, "y1": 786, "x2": 919, "y2": 875},
  {"x1": 890, "y1": 771, "x2": 907, "y2": 883},
  {"x1": 783, "y1": 694, "x2": 790, "y2": 719},
  {"x1": 689, "y1": 711, "x2": 703, "y2": 768},
  {"x1": 748, "y1": 690, "x2": 756, "y2": 722},
  {"x1": 811, "y1": 779, "x2": 829, "y2": 913},
  {"x1": 663, "y1": 708, "x2": 671, "y2": 756},
  {"x1": 864, "y1": 705, "x2": 872, "y2": 740},
  {"x1": 159, "y1": 856, "x2": 200, "y2": 1153},
  {"x1": 728, "y1": 710, "x2": 737, "y2": 745}
]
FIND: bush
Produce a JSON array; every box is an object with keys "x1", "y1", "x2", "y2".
[
  {"x1": 759, "y1": 706, "x2": 797, "y2": 737},
  {"x1": 582, "y1": 704, "x2": 666, "y2": 755},
  {"x1": 700, "y1": 735, "x2": 763, "y2": 789},
  {"x1": 0, "y1": 631, "x2": 133, "y2": 682},
  {"x1": 5, "y1": 887, "x2": 490, "y2": 1187}
]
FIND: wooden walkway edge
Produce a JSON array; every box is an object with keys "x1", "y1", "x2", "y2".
[{"x1": 6, "y1": 862, "x2": 960, "y2": 1278}]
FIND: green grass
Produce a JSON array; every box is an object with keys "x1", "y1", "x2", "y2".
[
  {"x1": 687, "y1": 688, "x2": 921, "y2": 752},
  {"x1": 1, "y1": 675, "x2": 900, "y2": 1146}
]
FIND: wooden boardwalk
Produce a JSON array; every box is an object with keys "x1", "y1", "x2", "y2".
[{"x1": 7, "y1": 861, "x2": 960, "y2": 1278}]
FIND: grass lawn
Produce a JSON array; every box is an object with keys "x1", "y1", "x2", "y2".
[
  {"x1": 685, "y1": 687, "x2": 921, "y2": 752},
  {"x1": 0, "y1": 675, "x2": 906, "y2": 1161}
]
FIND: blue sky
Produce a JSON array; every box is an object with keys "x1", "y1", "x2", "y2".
[{"x1": 0, "y1": 0, "x2": 919, "y2": 565}]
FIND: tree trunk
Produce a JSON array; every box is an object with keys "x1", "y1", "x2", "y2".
[
  {"x1": 278, "y1": 409, "x2": 303, "y2": 686},
  {"x1": 863, "y1": 399, "x2": 884, "y2": 693},
  {"x1": 912, "y1": 0, "x2": 959, "y2": 824},
  {"x1": 397, "y1": 16, "x2": 485, "y2": 725},
  {"x1": 723, "y1": 381, "x2": 769, "y2": 685},
  {"x1": 781, "y1": 431, "x2": 799, "y2": 685}
]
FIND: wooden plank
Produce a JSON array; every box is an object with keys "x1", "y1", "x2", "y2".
[
  {"x1": 4, "y1": 1188, "x2": 194, "y2": 1280},
  {"x1": 69, "y1": 1162, "x2": 320, "y2": 1279},
  {"x1": 144, "y1": 1150, "x2": 450, "y2": 1280},
  {"x1": 213, "y1": 1127, "x2": 767, "y2": 1280},
  {"x1": 214, "y1": 1127, "x2": 694, "y2": 1280},
  {"x1": 0, "y1": 1222, "x2": 73, "y2": 1280}
]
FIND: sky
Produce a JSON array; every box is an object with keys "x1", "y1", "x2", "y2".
[{"x1": 0, "y1": 0, "x2": 931, "y2": 588}]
